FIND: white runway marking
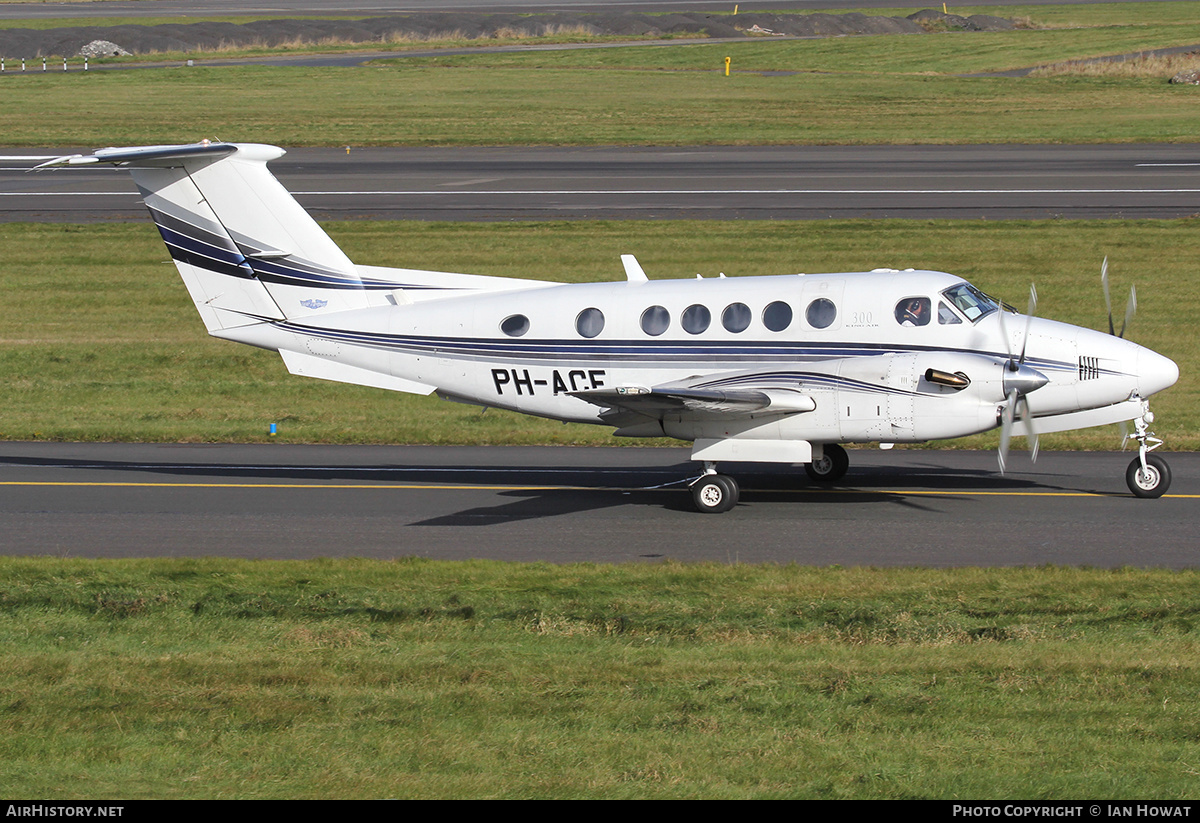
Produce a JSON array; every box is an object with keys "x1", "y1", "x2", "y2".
[
  {"x1": 296, "y1": 189, "x2": 1200, "y2": 196},
  {"x1": 4, "y1": 188, "x2": 1200, "y2": 197}
]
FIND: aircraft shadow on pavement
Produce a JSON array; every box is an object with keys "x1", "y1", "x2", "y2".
[
  {"x1": 406, "y1": 462, "x2": 1086, "y2": 524},
  {"x1": 0, "y1": 452, "x2": 1112, "y2": 524}
]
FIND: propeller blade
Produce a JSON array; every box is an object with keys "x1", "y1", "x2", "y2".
[
  {"x1": 1101, "y1": 256, "x2": 1115, "y2": 336},
  {"x1": 1020, "y1": 397, "x2": 1040, "y2": 463},
  {"x1": 1119, "y1": 284, "x2": 1136, "y2": 339},
  {"x1": 998, "y1": 389, "x2": 1017, "y2": 474},
  {"x1": 998, "y1": 299, "x2": 1013, "y2": 361},
  {"x1": 1018, "y1": 283, "x2": 1037, "y2": 364}
]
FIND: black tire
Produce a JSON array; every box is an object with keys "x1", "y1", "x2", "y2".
[
  {"x1": 692, "y1": 474, "x2": 739, "y2": 513},
  {"x1": 1126, "y1": 454, "x2": 1171, "y2": 498},
  {"x1": 805, "y1": 444, "x2": 849, "y2": 483}
]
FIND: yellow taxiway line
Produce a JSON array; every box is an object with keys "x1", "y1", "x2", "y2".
[{"x1": 0, "y1": 480, "x2": 1195, "y2": 498}]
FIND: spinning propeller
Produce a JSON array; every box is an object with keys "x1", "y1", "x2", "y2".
[
  {"x1": 1101, "y1": 256, "x2": 1138, "y2": 446},
  {"x1": 997, "y1": 284, "x2": 1047, "y2": 473},
  {"x1": 1101, "y1": 256, "x2": 1137, "y2": 339}
]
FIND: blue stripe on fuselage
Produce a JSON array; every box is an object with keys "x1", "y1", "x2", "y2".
[{"x1": 267, "y1": 319, "x2": 1082, "y2": 377}]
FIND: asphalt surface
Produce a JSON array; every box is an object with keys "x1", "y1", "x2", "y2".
[
  {"x1": 7, "y1": 144, "x2": 1200, "y2": 222},
  {"x1": 0, "y1": 443, "x2": 1194, "y2": 565}
]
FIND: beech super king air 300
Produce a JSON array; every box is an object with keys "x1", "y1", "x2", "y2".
[{"x1": 37, "y1": 141, "x2": 1179, "y2": 512}]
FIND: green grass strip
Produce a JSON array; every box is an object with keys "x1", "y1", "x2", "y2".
[
  {"x1": 5, "y1": 3, "x2": 1200, "y2": 147},
  {"x1": 1, "y1": 558, "x2": 1199, "y2": 798},
  {"x1": 3, "y1": 57, "x2": 1200, "y2": 146}
]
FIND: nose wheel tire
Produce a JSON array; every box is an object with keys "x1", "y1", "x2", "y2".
[
  {"x1": 805, "y1": 444, "x2": 850, "y2": 483},
  {"x1": 692, "y1": 474, "x2": 739, "y2": 513},
  {"x1": 1126, "y1": 454, "x2": 1171, "y2": 498}
]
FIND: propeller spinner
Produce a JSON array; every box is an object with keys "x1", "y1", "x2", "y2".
[{"x1": 997, "y1": 284, "x2": 1048, "y2": 473}]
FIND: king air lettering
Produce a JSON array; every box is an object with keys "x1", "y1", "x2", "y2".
[{"x1": 492, "y1": 368, "x2": 606, "y2": 396}]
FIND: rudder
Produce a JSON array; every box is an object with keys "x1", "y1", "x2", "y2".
[{"x1": 42, "y1": 142, "x2": 372, "y2": 332}]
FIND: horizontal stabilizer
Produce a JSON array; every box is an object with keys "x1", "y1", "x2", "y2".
[{"x1": 34, "y1": 141, "x2": 238, "y2": 170}]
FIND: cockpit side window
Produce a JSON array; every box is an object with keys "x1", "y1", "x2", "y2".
[
  {"x1": 941, "y1": 283, "x2": 999, "y2": 323},
  {"x1": 938, "y1": 301, "x2": 963, "y2": 325},
  {"x1": 895, "y1": 297, "x2": 931, "y2": 327}
]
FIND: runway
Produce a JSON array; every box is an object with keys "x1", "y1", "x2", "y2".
[
  {"x1": 0, "y1": 443, "x2": 1195, "y2": 566},
  {"x1": 6, "y1": 144, "x2": 1200, "y2": 222}
]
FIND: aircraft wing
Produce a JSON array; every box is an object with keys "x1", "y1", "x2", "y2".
[{"x1": 570, "y1": 384, "x2": 816, "y2": 419}]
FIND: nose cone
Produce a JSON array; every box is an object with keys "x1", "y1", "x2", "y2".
[
  {"x1": 1003, "y1": 362, "x2": 1050, "y2": 396},
  {"x1": 1138, "y1": 347, "x2": 1179, "y2": 398}
]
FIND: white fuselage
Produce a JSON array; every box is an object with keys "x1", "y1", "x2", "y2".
[{"x1": 217, "y1": 268, "x2": 1178, "y2": 446}]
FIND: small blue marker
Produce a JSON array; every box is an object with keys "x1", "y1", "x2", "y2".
[{"x1": 269, "y1": 423, "x2": 277, "y2": 436}]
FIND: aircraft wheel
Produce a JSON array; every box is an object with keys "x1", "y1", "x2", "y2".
[
  {"x1": 1126, "y1": 455, "x2": 1171, "y2": 499},
  {"x1": 692, "y1": 474, "x2": 739, "y2": 513},
  {"x1": 805, "y1": 444, "x2": 849, "y2": 483}
]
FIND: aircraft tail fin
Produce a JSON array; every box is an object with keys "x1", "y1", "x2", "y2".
[{"x1": 40, "y1": 142, "x2": 372, "y2": 331}]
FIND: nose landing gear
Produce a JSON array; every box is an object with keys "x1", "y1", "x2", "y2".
[{"x1": 1126, "y1": 404, "x2": 1170, "y2": 498}]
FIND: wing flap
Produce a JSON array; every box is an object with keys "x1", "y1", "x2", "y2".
[{"x1": 572, "y1": 386, "x2": 815, "y2": 418}]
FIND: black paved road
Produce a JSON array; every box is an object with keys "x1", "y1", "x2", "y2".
[
  {"x1": 0, "y1": 443, "x2": 1195, "y2": 566},
  {"x1": 6, "y1": 144, "x2": 1200, "y2": 222}
]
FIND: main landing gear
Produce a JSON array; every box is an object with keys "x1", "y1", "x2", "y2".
[
  {"x1": 691, "y1": 471, "x2": 740, "y2": 514},
  {"x1": 1125, "y1": 409, "x2": 1171, "y2": 498},
  {"x1": 689, "y1": 444, "x2": 850, "y2": 513},
  {"x1": 804, "y1": 444, "x2": 849, "y2": 483}
]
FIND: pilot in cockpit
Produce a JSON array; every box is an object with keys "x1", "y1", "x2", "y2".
[{"x1": 897, "y1": 297, "x2": 930, "y2": 327}]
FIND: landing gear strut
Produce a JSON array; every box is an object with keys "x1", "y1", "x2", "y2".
[
  {"x1": 1126, "y1": 406, "x2": 1170, "y2": 498},
  {"x1": 689, "y1": 445, "x2": 856, "y2": 512}
]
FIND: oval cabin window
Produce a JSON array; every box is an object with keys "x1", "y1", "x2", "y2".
[
  {"x1": 576, "y1": 307, "x2": 605, "y2": 338},
  {"x1": 640, "y1": 305, "x2": 670, "y2": 336},
  {"x1": 682, "y1": 304, "x2": 711, "y2": 335},
  {"x1": 722, "y1": 303, "x2": 751, "y2": 333},
  {"x1": 763, "y1": 301, "x2": 793, "y2": 332},
  {"x1": 806, "y1": 298, "x2": 837, "y2": 329},
  {"x1": 500, "y1": 314, "x2": 530, "y2": 337}
]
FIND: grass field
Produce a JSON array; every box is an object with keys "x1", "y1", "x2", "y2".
[
  {"x1": 2, "y1": 61, "x2": 1199, "y2": 148},
  {"x1": 0, "y1": 218, "x2": 1193, "y2": 449},
  {"x1": 3, "y1": 4, "x2": 1200, "y2": 146},
  {"x1": 3, "y1": 558, "x2": 1200, "y2": 799}
]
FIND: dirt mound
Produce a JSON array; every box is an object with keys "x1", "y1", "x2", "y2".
[
  {"x1": 907, "y1": 10, "x2": 1017, "y2": 32},
  {"x1": 0, "y1": 10, "x2": 981, "y2": 59}
]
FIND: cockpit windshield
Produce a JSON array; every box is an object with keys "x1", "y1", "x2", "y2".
[{"x1": 941, "y1": 283, "x2": 1000, "y2": 323}]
